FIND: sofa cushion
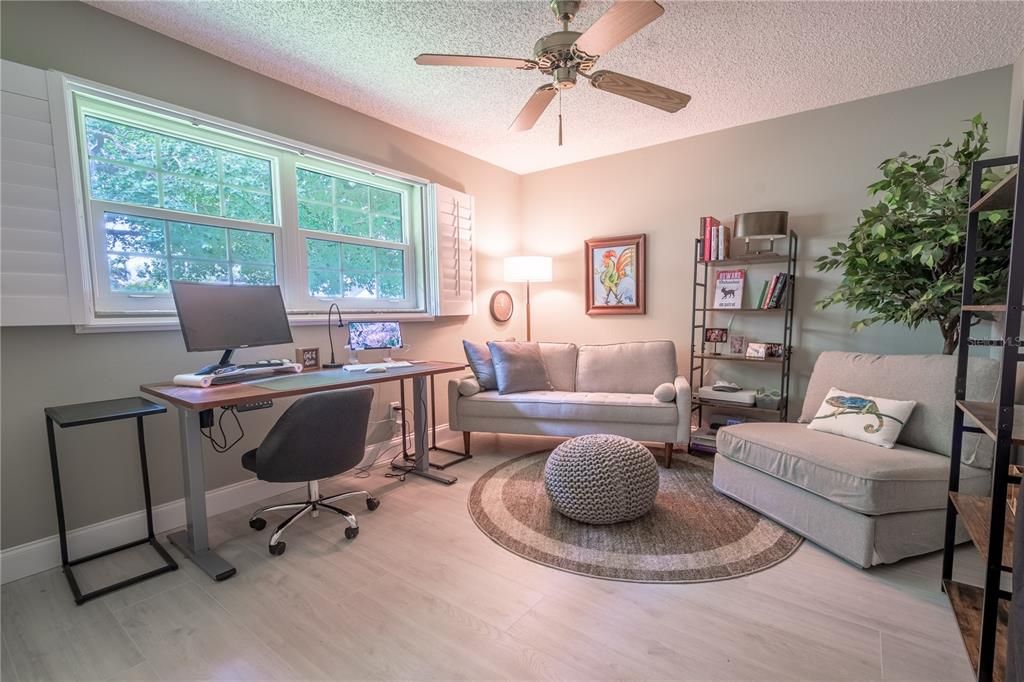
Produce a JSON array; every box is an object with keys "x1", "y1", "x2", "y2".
[
  {"x1": 538, "y1": 342, "x2": 578, "y2": 391},
  {"x1": 576, "y1": 341, "x2": 677, "y2": 394},
  {"x1": 463, "y1": 340, "x2": 498, "y2": 390},
  {"x1": 716, "y1": 422, "x2": 990, "y2": 515},
  {"x1": 488, "y1": 341, "x2": 553, "y2": 395},
  {"x1": 458, "y1": 390, "x2": 678, "y2": 426},
  {"x1": 798, "y1": 352, "x2": 998, "y2": 465}
]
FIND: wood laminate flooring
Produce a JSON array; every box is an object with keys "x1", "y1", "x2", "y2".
[{"x1": 1, "y1": 434, "x2": 986, "y2": 681}]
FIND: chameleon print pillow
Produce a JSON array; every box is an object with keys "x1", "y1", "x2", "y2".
[{"x1": 807, "y1": 387, "x2": 917, "y2": 448}]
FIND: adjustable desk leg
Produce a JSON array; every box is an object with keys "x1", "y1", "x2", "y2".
[
  {"x1": 166, "y1": 408, "x2": 236, "y2": 581},
  {"x1": 401, "y1": 375, "x2": 456, "y2": 485}
]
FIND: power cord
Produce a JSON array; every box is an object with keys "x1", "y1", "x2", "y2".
[{"x1": 201, "y1": 406, "x2": 245, "y2": 453}]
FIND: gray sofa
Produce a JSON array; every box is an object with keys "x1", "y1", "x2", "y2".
[
  {"x1": 449, "y1": 340, "x2": 691, "y2": 465},
  {"x1": 713, "y1": 351, "x2": 998, "y2": 567}
]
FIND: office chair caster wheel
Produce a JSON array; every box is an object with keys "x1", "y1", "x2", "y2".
[
  {"x1": 249, "y1": 517, "x2": 267, "y2": 531},
  {"x1": 366, "y1": 497, "x2": 380, "y2": 511},
  {"x1": 345, "y1": 526, "x2": 359, "y2": 540},
  {"x1": 269, "y1": 541, "x2": 286, "y2": 556}
]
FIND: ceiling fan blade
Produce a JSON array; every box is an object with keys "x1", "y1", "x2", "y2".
[
  {"x1": 509, "y1": 85, "x2": 557, "y2": 132},
  {"x1": 588, "y1": 70, "x2": 691, "y2": 113},
  {"x1": 414, "y1": 54, "x2": 538, "y2": 70},
  {"x1": 572, "y1": 0, "x2": 664, "y2": 59}
]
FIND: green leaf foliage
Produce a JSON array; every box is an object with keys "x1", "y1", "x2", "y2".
[{"x1": 815, "y1": 116, "x2": 1013, "y2": 353}]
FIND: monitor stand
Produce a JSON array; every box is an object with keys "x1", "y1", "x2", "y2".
[{"x1": 195, "y1": 349, "x2": 236, "y2": 376}]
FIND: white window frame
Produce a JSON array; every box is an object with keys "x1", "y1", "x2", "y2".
[{"x1": 49, "y1": 72, "x2": 435, "y2": 330}]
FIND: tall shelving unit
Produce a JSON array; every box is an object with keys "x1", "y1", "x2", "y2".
[
  {"x1": 941, "y1": 128, "x2": 1022, "y2": 682},
  {"x1": 689, "y1": 231, "x2": 798, "y2": 440}
]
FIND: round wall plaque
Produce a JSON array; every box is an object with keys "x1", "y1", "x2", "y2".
[{"x1": 490, "y1": 290, "x2": 514, "y2": 323}]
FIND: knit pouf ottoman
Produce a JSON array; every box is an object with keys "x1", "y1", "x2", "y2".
[{"x1": 543, "y1": 434, "x2": 660, "y2": 525}]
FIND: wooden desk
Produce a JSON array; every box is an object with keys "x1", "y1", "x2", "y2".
[{"x1": 141, "y1": 361, "x2": 466, "y2": 582}]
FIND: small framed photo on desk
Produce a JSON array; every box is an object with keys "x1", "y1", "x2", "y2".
[{"x1": 295, "y1": 347, "x2": 321, "y2": 370}]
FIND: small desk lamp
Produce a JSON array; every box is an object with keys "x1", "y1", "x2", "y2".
[
  {"x1": 734, "y1": 211, "x2": 788, "y2": 255},
  {"x1": 323, "y1": 303, "x2": 345, "y2": 368},
  {"x1": 504, "y1": 256, "x2": 552, "y2": 342}
]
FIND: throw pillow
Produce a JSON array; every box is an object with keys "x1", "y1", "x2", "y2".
[
  {"x1": 487, "y1": 341, "x2": 553, "y2": 395},
  {"x1": 653, "y1": 383, "x2": 676, "y2": 402},
  {"x1": 463, "y1": 340, "x2": 498, "y2": 390},
  {"x1": 457, "y1": 376, "x2": 481, "y2": 396},
  {"x1": 806, "y1": 387, "x2": 916, "y2": 448}
]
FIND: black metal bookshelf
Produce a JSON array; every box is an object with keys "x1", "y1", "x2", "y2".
[
  {"x1": 941, "y1": 127, "x2": 1022, "y2": 682},
  {"x1": 688, "y1": 230, "x2": 798, "y2": 451}
]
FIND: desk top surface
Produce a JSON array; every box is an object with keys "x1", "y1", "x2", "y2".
[{"x1": 141, "y1": 361, "x2": 467, "y2": 411}]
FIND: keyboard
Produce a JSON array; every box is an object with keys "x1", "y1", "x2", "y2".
[{"x1": 343, "y1": 361, "x2": 413, "y2": 372}]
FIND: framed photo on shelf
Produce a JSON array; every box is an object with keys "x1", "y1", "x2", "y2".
[
  {"x1": 704, "y1": 328, "x2": 728, "y2": 343},
  {"x1": 745, "y1": 342, "x2": 767, "y2": 359},
  {"x1": 764, "y1": 343, "x2": 785, "y2": 359},
  {"x1": 585, "y1": 233, "x2": 646, "y2": 315},
  {"x1": 730, "y1": 335, "x2": 746, "y2": 354}
]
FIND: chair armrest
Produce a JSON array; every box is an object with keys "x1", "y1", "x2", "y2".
[{"x1": 674, "y1": 375, "x2": 692, "y2": 444}]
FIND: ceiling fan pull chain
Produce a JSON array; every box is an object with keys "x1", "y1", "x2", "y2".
[{"x1": 558, "y1": 89, "x2": 564, "y2": 146}]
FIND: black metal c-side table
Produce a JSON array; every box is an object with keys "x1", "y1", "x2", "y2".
[{"x1": 44, "y1": 397, "x2": 178, "y2": 604}]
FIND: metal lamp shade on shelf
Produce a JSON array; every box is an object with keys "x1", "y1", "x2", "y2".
[{"x1": 734, "y1": 211, "x2": 788, "y2": 255}]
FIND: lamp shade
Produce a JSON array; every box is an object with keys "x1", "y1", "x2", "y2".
[
  {"x1": 504, "y1": 256, "x2": 552, "y2": 283},
  {"x1": 734, "y1": 211, "x2": 788, "y2": 239}
]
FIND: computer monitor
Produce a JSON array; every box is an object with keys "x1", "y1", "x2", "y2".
[
  {"x1": 171, "y1": 281, "x2": 293, "y2": 373},
  {"x1": 347, "y1": 321, "x2": 402, "y2": 351}
]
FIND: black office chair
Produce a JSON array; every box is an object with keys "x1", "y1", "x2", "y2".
[{"x1": 242, "y1": 386, "x2": 380, "y2": 556}]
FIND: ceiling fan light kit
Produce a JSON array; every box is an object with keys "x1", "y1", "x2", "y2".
[{"x1": 415, "y1": 0, "x2": 690, "y2": 144}]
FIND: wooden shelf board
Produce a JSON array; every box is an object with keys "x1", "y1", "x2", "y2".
[
  {"x1": 956, "y1": 400, "x2": 1024, "y2": 445},
  {"x1": 969, "y1": 167, "x2": 1018, "y2": 214},
  {"x1": 962, "y1": 304, "x2": 1007, "y2": 313},
  {"x1": 692, "y1": 397, "x2": 782, "y2": 418},
  {"x1": 693, "y1": 354, "x2": 783, "y2": 364},
  {"x1": 701, "y1": 307, "x2": 785, "y2": 313},
  {"x1": 701, "y1": 254, "x2": 791, "y2": 266},
  {"x1": 942, "y1": 579, "x2": 1009, "y2": 682},
  {"x1": 948, "y1": 492, "x2": 1014, "y2": 570}
]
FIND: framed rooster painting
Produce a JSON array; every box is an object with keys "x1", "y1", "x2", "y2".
[{"x1": 584, "y1": 234, "x2": 646, "y2": 315}]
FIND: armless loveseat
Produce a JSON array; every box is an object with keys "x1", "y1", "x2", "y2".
[{"x1": 713, "y1": 351, "x2": 998, "y2": 567}]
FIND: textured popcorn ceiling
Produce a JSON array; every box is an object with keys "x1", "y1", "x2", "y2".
[{"x1": 89, "y1": 1, "x2": 1024, "y2": 175}]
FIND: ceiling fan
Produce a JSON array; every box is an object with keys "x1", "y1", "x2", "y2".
[{"x1": 414, "y1": 0, "x2": 690, "y2": 144}]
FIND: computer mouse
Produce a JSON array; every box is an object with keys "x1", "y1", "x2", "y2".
[{"x1": 365, "y1": 366, "x2": 388, "y2": 373}]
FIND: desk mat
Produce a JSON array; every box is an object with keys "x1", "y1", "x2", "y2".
[{"x1": 251, "y1": 371, "x2": 350, "y2": 391}]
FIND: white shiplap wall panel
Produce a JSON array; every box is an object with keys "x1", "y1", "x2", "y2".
[
  {"x1": 1, "y1": 59, "x2": 72, "y2": 325},
  {"x1": 432, "y1": 184, "x2": 474, "y2": 317}
]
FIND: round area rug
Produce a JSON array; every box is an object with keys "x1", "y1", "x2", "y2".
[{"x1": 468, "y1": 450, "x2": 802, "y2": 583}]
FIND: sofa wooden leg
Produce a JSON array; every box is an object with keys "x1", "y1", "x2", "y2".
[
  {"x1": 463, "y1": 431, "x2": 471, "y2": 455},
  {"x1": 664, "y1": 443, "x2": 673, "y2": 468}
]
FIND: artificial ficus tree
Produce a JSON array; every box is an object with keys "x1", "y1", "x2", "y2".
[{"x1": 816, "y1": 115, "x2": 1013, "y2": 354}]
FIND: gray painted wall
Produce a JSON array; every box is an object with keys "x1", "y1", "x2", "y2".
[
  {"x1": 519, "y1": 67, "x2": 1012, "y2": 414},
  {"x1": 0, "y1": 1, "x2": 524, "y2": 549},
  {"x1": 1009, "y1": 46, "x2": 1023, "y2": 154}
]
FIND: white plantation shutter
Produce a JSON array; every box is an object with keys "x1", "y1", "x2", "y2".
[
  {"x1": 1, "y1": 60, "x2": 74, "y2": 325},
  {"x1": 432, "y1": 184, "x2": 474, "y2": 316}
]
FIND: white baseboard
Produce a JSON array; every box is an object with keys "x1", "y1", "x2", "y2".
[{"x1": 0, "y1": 424, "x2": 454, "y2": 585}]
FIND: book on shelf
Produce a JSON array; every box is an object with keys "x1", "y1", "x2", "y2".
[
  {"x1": 700, "y1": 216, "x2": 723, "y2": 261},
  {"x1": 712, "y1": 269, "x2": 745, "y2": 309},
  {"x1": 758, "y1": 272, "x2": 790, "y2": 309},
  {"x1": 755, "y1": 280, "x2": 770, "y2": 308}
]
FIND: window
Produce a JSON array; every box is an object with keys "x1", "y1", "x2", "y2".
[
  {"x1": 71, "y1": 90, "x2": 426, "y2": 318},
  {"x1": 294, "y1": 164, "x2": 418, "y2": 309}
]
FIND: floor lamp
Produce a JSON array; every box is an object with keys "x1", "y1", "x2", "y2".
[{"x1": 504, "y1": 256, "x2": 552, "y2": 342}]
